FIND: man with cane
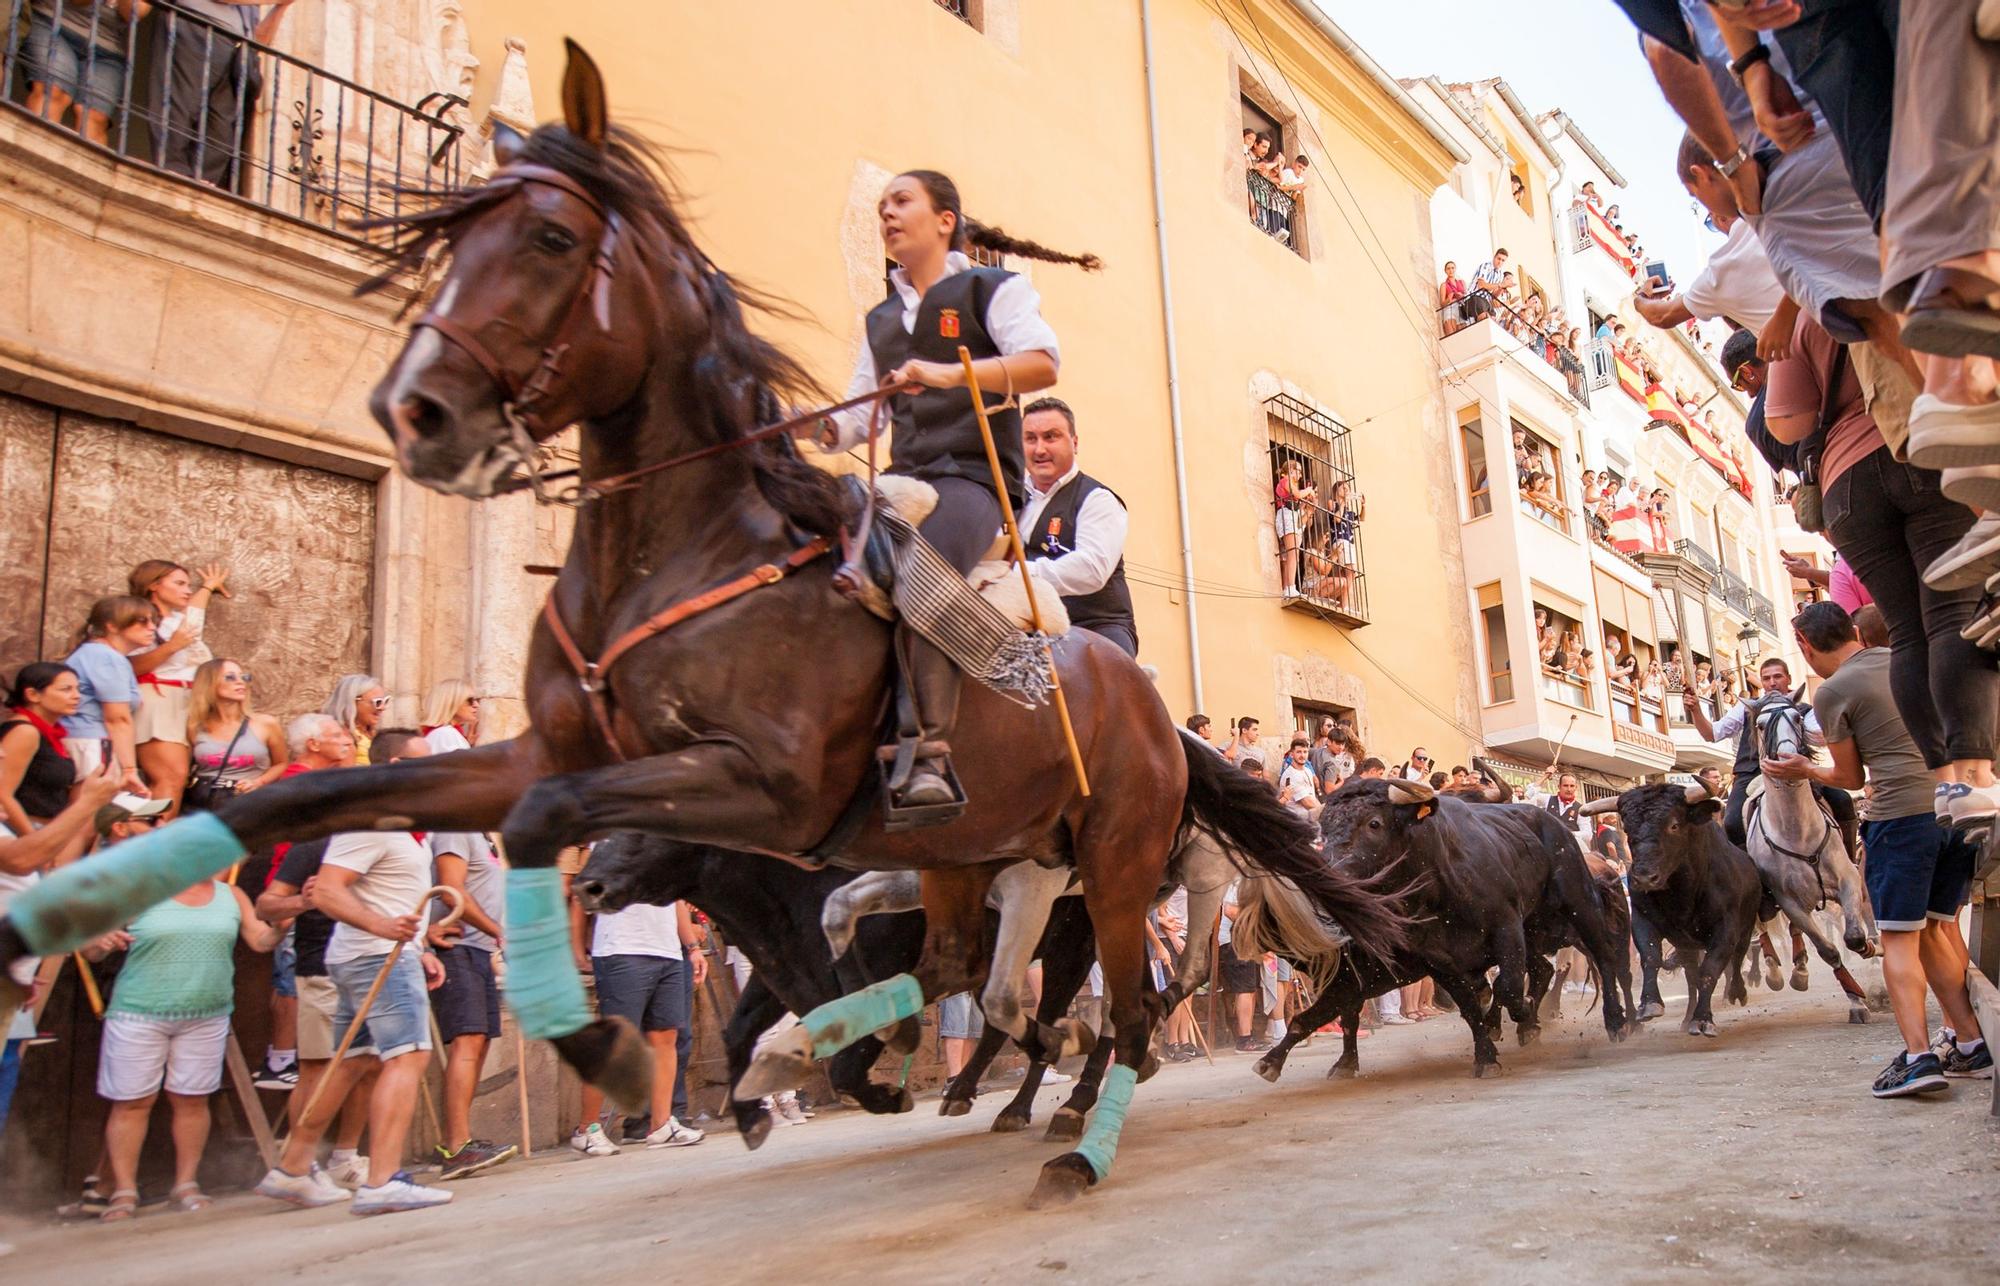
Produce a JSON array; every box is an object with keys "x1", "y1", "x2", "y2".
[{"x1": 256, "y1": 730, "x2": 455, "y2": 1215}]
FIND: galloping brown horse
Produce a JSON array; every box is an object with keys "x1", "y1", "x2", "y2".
[{"x1": 0, "y1": 42, "x2": 1402, "y2": 1207}]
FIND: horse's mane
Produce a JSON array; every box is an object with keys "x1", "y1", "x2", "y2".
[{"x1": 360, "y1": 124, "x2": 853, "y2": 538}]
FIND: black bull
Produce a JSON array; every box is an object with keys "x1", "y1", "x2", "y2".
[{"x1": 1307, "y1": 778, "x2": 1636, "y2": 1076}]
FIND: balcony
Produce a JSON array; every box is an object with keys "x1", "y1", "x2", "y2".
[
  {"x1": 1537, "y1": 664, "x2": 1596, "y2": 713},
  {"x1": 1752, "y1": 593, "x2": 1779, "y2": 632},
  {"x1": 1436, "y1": 295, "x2": 1589, "y2": 404},
  {"x1": 1674, "y1": 538, "x2": 1720, "y2": 577},
  {"x1": 1267, "y1": 395, "x2": 1369, "y2": 628},
  {"x1": 1713, "y1": 567, "x2": 1756, "y2": 618},
  {"x1": 1, "y1": 2, "x2": 467, "y2": 242},
  {"x1": 1570, "y1": 201, "x2": 1639, "y2": 280},
  {"x1": 1247, "y1": 171, "x2": 1300, "y2": 254}
]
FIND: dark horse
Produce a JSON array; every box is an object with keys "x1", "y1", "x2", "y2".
[{"x1": 0, "y1": 42, "x2": 1402, "y2": 1207}]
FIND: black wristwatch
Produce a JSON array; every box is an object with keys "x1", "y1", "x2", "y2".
[{"x1": 1728, "y1": 43, "x2": 1772, "y2": 83}]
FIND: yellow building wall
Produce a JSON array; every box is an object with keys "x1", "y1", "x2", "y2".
[{"x1": 461, "y1": 0, "x2": 1481, "y2": 762}]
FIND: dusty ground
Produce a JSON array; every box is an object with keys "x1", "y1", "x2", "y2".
[{"x1": 5, "y1": 976, "x2": 1998, "y2": 1284}]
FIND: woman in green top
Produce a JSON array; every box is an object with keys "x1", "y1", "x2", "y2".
[{"x1": 84, "y1": 874, "x2": 278, "y2": 1219}]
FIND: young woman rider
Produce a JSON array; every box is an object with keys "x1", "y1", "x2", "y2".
[{"x1": 818, "y1": 170, "x2": 1099, "y2": 812}]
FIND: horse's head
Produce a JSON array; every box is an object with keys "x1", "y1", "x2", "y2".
[
  {"x1": 1755, "y1": 682, "x2": 1813, "y2": 763},
  {"x1": 368, "y1": 41, "x2": 665, "y2": 497}
]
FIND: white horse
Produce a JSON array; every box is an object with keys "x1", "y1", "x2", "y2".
[{"x1": 1743, "y1": 689, "x2": 1880, "y2": 1023}]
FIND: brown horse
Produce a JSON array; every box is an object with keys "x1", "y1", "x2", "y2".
[{"x1": 0, "y1": 42, "x2": 1402, "y2": 1207}]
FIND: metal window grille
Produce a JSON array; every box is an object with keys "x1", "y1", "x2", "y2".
[
  {"x1": 2, "y1": 1, "x2": 465, "y2": 243},
  {"x1": 1265, "y1": 393, "x2": 1367, "y2": 626},
  {"x1": 1246, "y1": 171, "x2": 1301, "y2": 255},
  {"x1": 933, "y1": 0, "x2": 973, "y2": 21}
]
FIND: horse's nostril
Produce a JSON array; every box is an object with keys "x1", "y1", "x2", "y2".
[
  {"x1": 577, "y1": 879, "x2": 604, "y2": 902},
  {"x1": 394, "y1": 393, "x2": 449, "y2": 440}
]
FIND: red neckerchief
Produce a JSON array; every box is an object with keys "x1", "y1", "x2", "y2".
[
  {"x1": 419, "y1": 725, "x2": 439, "y2": 736},
  {"x1": 9, "y1": 706, "x2": 69, "y2": 759}
]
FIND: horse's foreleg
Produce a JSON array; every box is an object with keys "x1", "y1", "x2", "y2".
[
  {"x1": 1255, "y1": 969, "x2": 1342, "y2": 1083},
  {"x1": 980, "y1": 865, "x2": 1081, "y2": 1066},
  {"x1": 740, "y1": 864, "x2": 1001, "y2": 1102},
  {"x1": 1160, "y1": 837, "x2": 1229, "y2": 1011},
  {"x1": 722, "y1": 976, "x2": 789, "y2": 1149},
  {"x1": 1049, "y1": 1028, "x2": 1117, "y2": 1142},
  {"x1": 942, "y1": 1021, "x2": 1011, "y2": 1119}
]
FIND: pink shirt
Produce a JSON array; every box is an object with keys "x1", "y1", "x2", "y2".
[{"x1": 1828, "y1": 555, "x2": 1873, "y2": 613}]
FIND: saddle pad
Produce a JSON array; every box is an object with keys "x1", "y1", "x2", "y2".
[{"x1": 872, "y1": 476, "x2": 1069, "y2": 636}]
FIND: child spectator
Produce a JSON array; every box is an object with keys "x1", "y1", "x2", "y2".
[{"x1": 63, "y1": 596, "x2": 155, "y2": 795}]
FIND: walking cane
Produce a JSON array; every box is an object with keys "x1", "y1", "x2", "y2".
[
  {"x1": 956, "y1": 346, "x2": 1090, "y2": 796},
  {"x1": 292, "y1": 885, "x2": 464, "y2": 1134}
]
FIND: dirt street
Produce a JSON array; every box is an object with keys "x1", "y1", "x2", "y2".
[{"x1": 5, "y1": 977, "x2": 1997, "y2": 1284}]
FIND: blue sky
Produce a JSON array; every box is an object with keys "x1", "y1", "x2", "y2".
[{"x1": 1326, "y1": 0, "x2": 1719, "y2": 285}]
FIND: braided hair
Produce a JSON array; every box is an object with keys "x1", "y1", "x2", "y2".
[{"x1": 899, "y1": 170, "x2": 1102, "y2": 272}]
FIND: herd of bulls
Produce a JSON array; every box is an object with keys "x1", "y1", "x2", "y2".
[{"x1": 576, "y1": 759, "x2": 1879, "y2": 1149}]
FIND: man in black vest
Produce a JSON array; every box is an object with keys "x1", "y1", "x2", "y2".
[
  {"x1": 1018, "y1": 398, "x2": 1137, "y2": 658},
  {"x1": 1685, "y1": 654, "x2": 1856, "y2": 852}
]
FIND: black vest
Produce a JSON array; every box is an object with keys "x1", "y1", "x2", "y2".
[
  {"x1": 1024, "y1": 472, "x2": 1137, "y2": 643},
  {"x1": 1545, "y1": 795, "x2": 1581, "y2": 828},
  {"x1": 1732, "y1": 701, "x2": 1762, "y2": 778},
  {"x1": 865, "y1": 267, "x2": 1025, "y2": 505}
]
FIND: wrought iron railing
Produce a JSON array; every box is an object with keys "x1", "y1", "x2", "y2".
[
  {"x1": 1436, "y1": 292, "x2": 1588, "y2": 404},
  {"x1": 1266, "y1": 394, "x2": 1368, "y2": 626},
  {"x1": 1247, "y1": 170, "x2": 1300, "y2": 252},
  {"x1": 1752, "y1": 594, "x2": 1778, "y2": 632},
  {"x1": 934, "y1": 0, "x2": 973, "y2": 18},
  {"x1": 1585, "y1": 338, "x2": 1616, "y2": 390},
  {"x1": 1673, "y1": 537, "x2": 1720, "y2": 576},
  {"x1": 2, "y1": 1, "x2": 466, "y2": 243}
]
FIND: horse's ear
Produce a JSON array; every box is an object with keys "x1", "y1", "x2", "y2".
[
  {"x1": 561, "y1": 38, "x2": 610, "y2": 149},
  {"x1": 491, "y1": 120, "x2": 526, "y2": 167},
  {"x1": 1793, "y1": 681, "x2": 1807, "y2": 704}
]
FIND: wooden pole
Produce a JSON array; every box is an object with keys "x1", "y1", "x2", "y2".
[
  {"x1": 71, "y1": 952, "x2": 104, "y2": 1018},
  {"x1": 223, "y1": 1034, "x2": 279, "y2": 1168},
  {"x1": 515, "y1": 1025, "x2": 534, "y2": 1158},
  {"x1": 955, "y1": 345, "x2": 1090, "y2": 796},
  {"x1": 292, "y1": 885, "x2": 463, "y2": 1133}
]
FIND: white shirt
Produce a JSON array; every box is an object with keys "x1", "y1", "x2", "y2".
[
  {"x1": 150, "y1": 607, "x2": 211, "y2": 682},
  {"x1": 1679, "y1": 219, "x2": 1783, "y2": 337},
  {"x1": 1218, "y1": 879, "x2": 1240, "y2": 946},
  {"x1": 323, "y1": 831, "x2": 434, "y2": 967},
  {"x1": 1018, "y1": 465, "x2": 1129, "y2": 598},
  {"x1": 425, "y1": 724, "x2": 472, "y2": 755},
  {"x1": 1711, "y1": 698, "x2": 1822, "y2": 743},
  {"x1": 592, "y1": 901, "x2": 684, "y2": 960},
  {"x1": 0, "y1": 821, "x2": 41, "y2": 1001},
  {"x1": 1278, "y1": 761, "x2": 1318, "y2": 813},
  {"x1": 827, "y1": 251, "x2": 1061, "y2": 451}
]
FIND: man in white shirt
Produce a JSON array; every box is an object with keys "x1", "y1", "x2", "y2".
[
  {"x1": 259, "y1": 729, "x2": 454, "y2": 1215},
  {"x1": 1018, "y1": 398, "x2": 1136, "y2": 656},
  {"x1": 1527, "y1": 772, "x2": 1592, "y2": 843},
  {"x1": 590, "y1": 897, "x2": 708, "y2": 1149},
  {"x1": 1683, "y1": 655, "x2": 1852, "y2": 853},
  {"x1": 1633, "y1": 134, "x2": 1786, "y2": 343}
]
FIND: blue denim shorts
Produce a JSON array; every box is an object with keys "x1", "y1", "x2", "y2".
[
  {"x1": 329, "y1": 951, "x2": 434, "y2": 1060},
  {"x1": 271, "y1": 925, "x2": 298, "y2": 999},
  {"x1": 937, "y1": 991, "x2": 984, "y2": 1041},
  {"x1": 24, "y1": 17, "x2": 129, "y2": 116},
  {"x1": 591, "y1": 954, "x2": 688, "y2": 1033},
  {"x1": 1861, "y1": 815, "x2": 1974, "y2": 931}
]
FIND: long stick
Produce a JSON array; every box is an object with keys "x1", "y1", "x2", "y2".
[
  {"x1": 515, "y1": 1025, "x2": 533, "y2": 1158},
  {"x1": 72, "y1": 952, "x2": 104, "y2": 1018},
  {"x1": 956, "y1": 345, "x2": 1090, "y2": 796},
  {"x1": 292, "y1": 885, "x2": 464, "y2": 1134},
  {"x1": 223, "y1": 1034, "x2": 279, "y2": 1168}
]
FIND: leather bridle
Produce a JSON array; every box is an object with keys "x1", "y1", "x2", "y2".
[{"x1": 409, "y1": 163, "x2": 624, "y2": 502}]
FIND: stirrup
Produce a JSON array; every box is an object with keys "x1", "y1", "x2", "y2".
[{"x1": 878, "y1": 670, "x2": 965, "y2": 831}]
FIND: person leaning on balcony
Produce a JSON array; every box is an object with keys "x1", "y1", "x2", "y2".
[
  {"x1": 1468, "y1": 249, "x2": 1507, "y2": 320},
  {"x1": 1440, "y1": 261, "x2": 1468, "y2": 310},
  {"x1": 148, "y1": 0, "x2": 300, "y2": 187},
  {"x1": 1748, "y1": 309, "x2": 2000, "y2": 831},
  {"x1": 22, "y1": 0, "x2": 148, "y2": 146}
]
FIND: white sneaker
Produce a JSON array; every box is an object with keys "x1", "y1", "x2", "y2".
[
  {"x1": 324, "y1": 1154, "x2": 370, "y2": 1190},
  {"x1": 255, "y1": 1164, "x2": 351, "y2": 1208},
  {"x1": 351, "y1": 1171, "x2": 454, "y2": 1216},
  {"x1": 1033, "y1": 1068, "x2": 1072, "y2": 1086},
  {"x1": 774, "y1": 1095, "x2": 809, "y2": 1125},
  {"x1": 1906, "y1": 393, "x2": 2000, "y2": 470},
  {"x1": 1924, "y1": 512, "x2": 2000, "y2": 590},
  {"x1": 1379, "y1": 1014, "x2": 1416, "y2": 1025},
  {"x1": 1943, "y1": 466, "x2": 2000, "y2": 513},
  {"x1": 1948, "y1": 783, "x2": 1999, "y2": 831},
  {"x1": 644, "y1": 1116, "x2": 705, "y2": 1148},
  {"x1": 1282, "y1": 585, "x2": 1302, "y2": 600},
  {"x1": 569, "y1": 1123, "x2": 621, "y2": 1156}
]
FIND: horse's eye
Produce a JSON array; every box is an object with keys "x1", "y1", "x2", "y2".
[{"x1": 535, "y1": 225, "x2": 579, "y2": 254}]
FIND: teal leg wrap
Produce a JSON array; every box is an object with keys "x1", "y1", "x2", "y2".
[
  {"x1": 1073, "y1": 1062, "x2": 1139, "y2": 1180},
  {"x1": 11, "y1": 812, "x2": 242, "y2": 954},
  {"x1": 503, "y1": 868, "x2": 591, "y2": 1040},
  {"x1": 803, "y1": 973, "x2": 925, "y2": 1059}
]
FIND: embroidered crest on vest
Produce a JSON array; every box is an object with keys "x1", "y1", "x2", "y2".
[{"x1": 939, "y1": 307, "x2": 961, "y2": 338}]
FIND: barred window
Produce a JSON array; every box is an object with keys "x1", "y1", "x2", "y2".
[{"x1": 1266, "y1": 393, "x2": 1367, "y2": 626}]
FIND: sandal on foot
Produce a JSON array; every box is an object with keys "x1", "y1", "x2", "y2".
[
  {"x1": 100, "y1": 1189, "x2": 139, "y2": 1222},
  {"x1": 168, "y1": 1182, "x2": 213, "y2": 1213}
]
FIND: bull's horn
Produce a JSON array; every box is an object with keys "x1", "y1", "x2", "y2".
[
  {"x1": 1386, "y1": 778, "x2": 1436, "y2": 805},
  {"x1": 1578, "y1": 795, "x2": 1622, "y2": 815},
  {"x1": 1684, "y1": 783, "x2": 1710, "y2": 804}
]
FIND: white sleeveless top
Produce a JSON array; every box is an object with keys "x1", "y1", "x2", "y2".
[{"x1": 150, "y1": 607, "x2": 213, "y2": 681}]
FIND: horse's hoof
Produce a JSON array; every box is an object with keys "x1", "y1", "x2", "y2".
[
  {"x1": 1699, "y1": 1020, "x2": 1719, "y2": 1038},
  {"x1": 1764, "y1": 966, "x2": 1784, "y2": 991},
  {"x1": 1789, "y1": 969, "x2": 1809, "y2": 993},
  {"x1": 1253, "y1": 1057, "x2": 1282, "y2": 1083},
  {"x1": 741, "y1": 1113, "x2": 772, "y2": 1152},
  {"x1": 735, "y1": 1025, "x2": 814, "y2": 1101},
  {"x1": 892, "y1": 1087, "x2": 915, "y2": 1114},
  {"x1": 1516, "y1": 1024, "x2": 1541, "y2": 1049},
  {"x1": 1043, "y1": 1108, "x2": 1085, "y2": 1143},
  {"x1": 990, "y1": 1109, "x2": 1030, "y2": 1134},
  {"x1": 1848, "y1": 1005, "x2": 1870, "y2": 1025},
  {"x1": 883, "y1": 1016, "x2": 922, "y2": 1056},
  {"x1": 1637, "y1": 1002, "x2": 1665, "y2": 1022},
  {"x1": 939, "y1": 1097, "x2": 973, "y2": 1118},
  {"x1": 1472, "y1": 1059, "x2": 1503, "y2": 1078},
  {"x1": 1328, "y1": 1058, "x2": 1358, "y2": 1080},
  {"x1": 1026, "y1": 1153, "x2": 1096, "y2": 1211},
  {"x1": 1136, "y1": 1051, "x2": 1161, "y2": 1084},
  {"x1": 552, "y1": 1016, "x2": 652, "y2": 1116},
  {"x1": 1056, "y1": 1018, "x2": 1096, "y2": 1060},
  {"x1": 1609, "y1": 1021, "x2": 1633, "y2": 1044}
]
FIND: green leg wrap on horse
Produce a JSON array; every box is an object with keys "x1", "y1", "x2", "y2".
[
  {"x1": 1074, "y1": 1062, "x2": 1138, "y2": 1180},
  {"x1": 804, "y1": 973, "x2": 926, "y2": 1060},
  {"x1": 10, "y1": 812, "x2": 242, "y2": 955},
  {"x1": 503, "y1": 867, "x2": 590, "y2": 1040}
]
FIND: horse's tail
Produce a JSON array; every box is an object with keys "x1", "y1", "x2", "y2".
[
  {"x1": 1230, "y1": 875, "x2": 1347, "y2": 998},
  {"x1": 1176, "y1": 729, "x2": 1406, "y2": 961}
]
